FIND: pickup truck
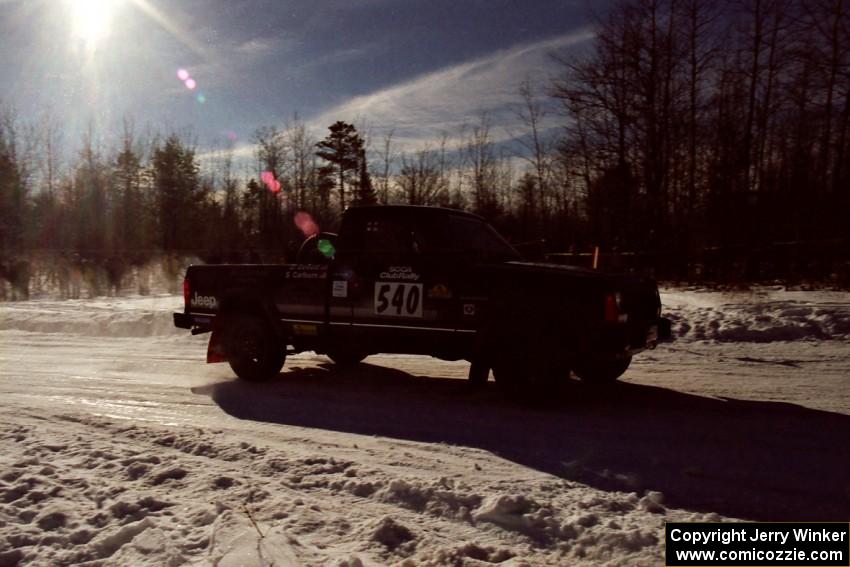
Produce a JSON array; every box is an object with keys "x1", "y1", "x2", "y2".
[{"x1": 174, "y1": 205, "x2": 671, "y2": 391}]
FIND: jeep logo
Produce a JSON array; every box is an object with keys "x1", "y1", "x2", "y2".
[{"x1": 191, "y1": 292, "x2": 218, "y2": 309}]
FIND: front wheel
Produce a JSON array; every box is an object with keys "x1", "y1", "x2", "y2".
[
  {"x1": 573, "y1": 355, "x2": 631, "y2": 384},
  {"x1": 225, "y1": 315, "x2": 285, "y2": 381}
]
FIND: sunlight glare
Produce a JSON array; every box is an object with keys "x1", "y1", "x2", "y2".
[{"x1": 70, "y1": 0, "x2": 115, "y2": 46}]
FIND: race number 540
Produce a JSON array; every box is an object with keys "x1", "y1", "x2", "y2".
[{"x1": 374, "y1": 283, "x2": 423, "y2": 317}]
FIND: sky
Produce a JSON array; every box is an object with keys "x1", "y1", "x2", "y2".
[{"x1": 0, "y1": 0, "x2": 600, "y2": 159}]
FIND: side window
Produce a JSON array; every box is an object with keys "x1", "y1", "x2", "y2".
[
  {"x1": 340, "y1": 216, "x2": 418, "y2": 264},
  {"x1": 360, "y1": 219, "x2": 414, "y2": 263},
  {"x1": 419, "y1": 214, "x2": 518, "y2": 259}
]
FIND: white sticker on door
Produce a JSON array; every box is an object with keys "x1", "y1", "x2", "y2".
[
  {"x1": 332, "y1": 280, "x2": 348, "y2": 298},
  {"x1": 374, "y1": 282, "x2": 423, "y2": 317}
]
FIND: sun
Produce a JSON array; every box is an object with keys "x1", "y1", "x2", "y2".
[{"x1": 69, "y1": 0, "x2": 116, "y2": 47}]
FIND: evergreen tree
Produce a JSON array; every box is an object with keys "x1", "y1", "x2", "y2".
[
  {"x1": 315, "y1": 121, "x2": 363, "y2": 210},
  {"x1": 0, "y1": 121, "x2": 25, "y2": 256},
  {"x1": 150, "y1": 135, "x2": 200, "y2": 251},
  {"x1": 72, "y1": 132, "x2": 108, "y2": 256},
  {"x1": 113, "y1": 128, "x2": 145, "y2": 257}
]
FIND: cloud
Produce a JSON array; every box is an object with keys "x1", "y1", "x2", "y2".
[
  {"x1": 235, "y1": 37, "x2": 283, "y2": 56},
  {"x1": 185, "y1": 34, "x2": 298, "y2": 91},
  {"x1": 201, "y1": 28, "x2": 594, "y2": 171},
  {"x1": 300, "y1": 46, "x2": 373, "y2": 70},
  {"x1": 308, "y1": 28, "x2": 594, "y2": 151}
]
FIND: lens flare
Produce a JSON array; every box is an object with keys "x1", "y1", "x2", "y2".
[
  {"x1": 184, "y1": 78, "x2": 197, "y2": 90},
  {"x1": 177, "y1": 68, "x2": 189, "y2": 81},
  {"x1": 261, "y1": 171, "x2": 281, "y2": 193},
  {"x1": 295, "y1": 212, "x2": 320, "y2": 238},
  {"x1": 196, "y1": 93, "x2": 206, "y2": 104},
  {"x1": 317, "y1": 239, "x2": 335, "y2": 258}
]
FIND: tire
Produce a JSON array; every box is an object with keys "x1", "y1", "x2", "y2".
[
  {"x1": 467, "y1": 359, "x2": 490, "y2": 388},
  {"x1": 326, "y1": 349, "x2": 368, "y2": 367},
  {"x1": 225, "y1": 314, "x2": 285, "y2": 381},
  {"x1": 573, "y1": 355, "x2": 631, "y2": 384}
]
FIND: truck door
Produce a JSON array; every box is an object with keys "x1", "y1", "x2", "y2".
[
  {"x1": 331, "y1": 211, "x2": 460, "y2": 353},
  {"x1": 275, "y1": 234, "x2": 335, "y2": 339}
]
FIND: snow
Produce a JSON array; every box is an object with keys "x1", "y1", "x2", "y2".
[
  {"x1": 663, "y1": 287, "x2": 850, "y2": 342},
  {"x1": 1, "y1": 289, "x2": 849, "y2": 565},
  {"x1": 0, "y1": 296, "x2": 180, "y2": 337}
]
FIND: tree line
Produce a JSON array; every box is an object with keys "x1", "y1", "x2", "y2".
[
  {"x1": 554, "y1": 0, "x2": 849, "y2": 280},
  {"x1": 1, "y1": 0, "x2": 848, "y2": 293}
]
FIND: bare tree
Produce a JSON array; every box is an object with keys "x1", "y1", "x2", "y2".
[
  {"x1": 463, "y1": 113, "x2": 500, "y2": 217},
  {"x1": 679, "y1": 0, "x2": 722, "y2": 226},
  {"x1": 396, "y1": 145, "x2": 443, "y2": 205},
  {"x1": 514, "y1": 78, "x2": 555, "y2": 229},
  {"x1": 376, "y1": 129, "x2": 395, "y2": 205},
  {"x1": 284, "y1": 115, "x2": 315, "y2": 210}
]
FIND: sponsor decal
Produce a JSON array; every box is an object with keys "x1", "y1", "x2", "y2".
[
  {"x1": 379, "y1": 266, "x2": 420, "y2": 281},
  {"x1": 332, "y1": 280, "x2": 348, "y2": 298},
  {"x1": 191, "y1": 292, "x2": 218, "y2": 309},
  {"x1": 427, "y1": 284, "x2": 452, "y2": 299},
  {"x1": 285, "y1": 265, "x2": 328, "y2": 279}
]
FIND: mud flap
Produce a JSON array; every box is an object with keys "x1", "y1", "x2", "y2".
[{"x1": 206, "y1": 330, "x2": 228, "y2": 363}]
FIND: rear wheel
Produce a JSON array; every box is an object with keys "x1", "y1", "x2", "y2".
[
  {"x1": 467, "y1": 359, "x2": 490, "y2": 388},
  {"x1": 573, "y1": 355, "x2": 631, "y2": 384},
  {"x1": 225, "y1": 314, "x2": 285, "y2": 381}
]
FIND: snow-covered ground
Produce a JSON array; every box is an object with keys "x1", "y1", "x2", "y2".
[{"x1": 1, "y1": 289, "x2": 848, "y2": 566}]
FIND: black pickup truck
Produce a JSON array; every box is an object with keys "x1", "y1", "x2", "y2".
[{"x1": 174, "y1": 205, "x2": 671, "y2": 390}]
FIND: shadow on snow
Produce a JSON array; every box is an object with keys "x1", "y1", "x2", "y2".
[{"x1": 192, "y1": 362, "x2": 850, "y2": 522}]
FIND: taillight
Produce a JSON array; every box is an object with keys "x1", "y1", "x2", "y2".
[
  {"x1": 183, "y1": 277, "x2": 190, "y2": 307},
  {"x1": 604, "y1": 292, "x2": 627, "y2": 323}
]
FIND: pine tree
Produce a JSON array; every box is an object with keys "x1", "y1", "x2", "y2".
[
  {"x1": 0, "y1": 125, "x2": 25, "y2": 256},
  {"x1": 150, "y1": 135, "x2": 200, "y2": 251},
  {"x1": 113, "y1": 128, "x2": 145, "y2": 258},
  {"x1": 315, "y1": 121, "x2": 363, "y2": 210}
]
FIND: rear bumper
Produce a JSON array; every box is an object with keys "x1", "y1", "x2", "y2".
[
  {"x1": 173, "y1": 312, "x2": 215, "y2": 333},
  {"x1": 174, "y1": 312, "x2": 192, "y2": 329},
  {"x1": 628, "y1": 317, "x2": 672, "y2": 353},
  {"x1": 593, "y1": 316, "x2": 672, "y2": 357}
]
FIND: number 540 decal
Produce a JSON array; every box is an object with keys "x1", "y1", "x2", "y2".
[{"x1": 374, "y1": 282, "x2": 423, "y2": 317}]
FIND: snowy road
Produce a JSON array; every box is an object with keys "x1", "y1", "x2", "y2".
[{"x1": 1, "y1": 290, "x2": 849, "y2": 566}]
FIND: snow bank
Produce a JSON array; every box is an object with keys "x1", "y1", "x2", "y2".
[
  {"x1": 662, "y1": 288, "x2": 850, "y2": 342},
  {"x1": 2, "y1": 287, "x2": 848, "y2": 344},
  {"x1": 0, "y1": 296, "x2": 182, "y2": 337},
  {"x1": 0, "y1": 413, "x2": 725, "y2": 566}
]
